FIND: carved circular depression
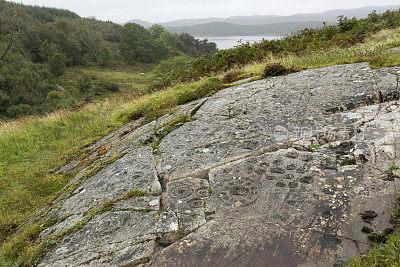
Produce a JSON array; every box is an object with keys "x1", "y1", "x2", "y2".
[
  {"x1": 218, "y1": 177, "x2": 260, "y2": 206},
  {"x1": 196, "y1": 186, "x2": 210, "y2": 198},
  {"x1": 169, "y1": 182, "x2": 194, "y2": 199},
  {"x1": 230, "y1": 185, "x2": 249, "y2": 199},
  {"x1": 188, "y1": 198, "x2": 204, "y2": 208}
]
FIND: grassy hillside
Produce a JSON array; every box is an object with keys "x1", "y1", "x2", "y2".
[
  {"x1": 1, "y1": 5, "x2": 400, "y2": 266},
  {"x1": 59, "y1": 65, "x2": 155, "y2": 98},
  {"x1": 0, "y1": 0, "x2": 216, "y2": 120}
]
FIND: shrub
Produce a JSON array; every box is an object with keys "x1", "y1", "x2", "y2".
[
  {"x1": 37, "y1": 68, "x2": 53, "y2": 80},
  {"x1": 76, "y1": 75, "x2": 92, "y2": 92},
  {"x1": 148, "y1": 78, "x2": 171, "y2": 93},
  {"x1": 103, "y1": 82, "x2": 119, "y2": 93},
  {"x1": 262, "y1": 62, "x2": 294, "y2": 78},
  {"x1": 94, "y1": 81, "x2": 120, "y2": 94},
  {"x1": 48, "y1": 52, "x2": 67, "y2": 77},
  {"x1": 56, "y1": 98, "x2": 77, "y2": 109},
  {"x1": 6, "y1": 104, "x2": 33, "y2": 118},
  {"x1": 154, "y1": 56, "x2": 191, "y2": 79},
  {"x1": 0, "y1": 90, "x2": 11, "y2": 113},
  {"x1": 46, "y1": 90, "x2": 66, "y2": 100},
  {"x1": 98, "y1": 47, "x2": 111, "y2": 67},
  {"x1": 221, "y1": 69, "x2": 245, "y2": 84}
]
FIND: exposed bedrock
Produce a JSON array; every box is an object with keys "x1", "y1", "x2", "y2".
[{"x1": 37, "y1": 63, "x2": 400, "y2": 266}]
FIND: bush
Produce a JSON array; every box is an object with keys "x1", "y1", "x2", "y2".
[
  {"x1": 56, "y1": 97, "x2": 77, "y2": 109},
  {"x1": 154, "y1": 56, "x2": 191, "y2": 79},
  {"x1": 148, "y1": 78, "x2": 171, "y2": 93},
  {"x1": 262, "y1": 62, "x2": 295, "y2": 78},
  {"x1": 94, "y1": 81, "x2": 120, "y2": 94},
  {"x1": 76, "y1": 75, "x2": 92, "y2": 92},
  {"x1": 49, "y1": 52, "x2": 66, "y2": 77},
  {"x1": 103, "y1": 82, "x2": 119, "y2": 92},
  {"x1": 98, "y1": 47, "x2": 111, "y2": 67},
  {"x1": 221, "y1": 69, "x2": 245, "y2": 84},
  {"x1": 0, "y1": 90, "x2": 11, "y2": 113},
  {"x1": 37, "y1": 68, "x2": 53, "y2": 80},
  {"x1": 46, "y1": 90, "x2": 66, "y2": 100},
  {"x1": 6, "y1": 104, "x2": 33, "y2": 118}
]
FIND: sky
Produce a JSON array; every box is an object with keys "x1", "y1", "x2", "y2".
[{"x1": 11, "y1": 0, "x2": 400, "y2": 23}]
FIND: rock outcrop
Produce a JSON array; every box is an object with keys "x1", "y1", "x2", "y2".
[{"x1": 36, "y1": 63, "x2": 400, "y2": 266}]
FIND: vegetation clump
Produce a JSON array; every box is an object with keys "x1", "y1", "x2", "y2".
[
  {"x1": 129, "y1": 77, "x2": 222, "y2": 123},
  {"x1": 348, "y1": 194, "x2": 400, "y2": 266},
  {"x1": 262, "y1": 62, "x2": 297, "y2": 78},
  {"x1": 76, "y1": 75, "x2": 92, "y2": 93},
  {"x1": 386, "y1": 163, "x2": 400, "y2": 174},
  {"x1": 366, "y1": 229, "x2": 395, "y2": 244},
  {"x1": 101, "y1": 82, "x2": 119, "y2": 93},
  {"x1": 361, "y1": 226, "x2": 373, "y2": 234},
  {"x1": 221, "y1": 69, "x2": 245, "y2": 84},
  {"x1": 360, "y1": 210, "x2": 378, "y2": 223}
]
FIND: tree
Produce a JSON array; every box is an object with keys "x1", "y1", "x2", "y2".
[
  {"x1": 149, "y1": 24, "x2": 165, "y2": 39},
  {"x1": 49, "y1": 52, "x2": 66, "y2": 77},
  {"x1": 178, "y1": 33, "x2": 198, "y2": 56},
  {"x1": 154, "y1": 56, "x2": 190, "y2": 78},
  {"x1": 40, "y1": 41, "x2": 61, "y2": 62},
  {"x1": 0, "y1": 6, "x2": 28, "y2": 61},
  {"x1": 119, "y1": 23, "x2": 154, "y2": 64},
  {"x1": 76, "y1": 28, "x2": 101, "y2": 62},
  {"x1": 98, "y1": 47, "x2": 111, "y2": 67},
  {"x1": 153, "y1": 38, "x2": 170, "y2": 62},
  {"x1": 198, "y1": 39, "x2": 217, "y2": 54},
  {"x1": 0, "y1": 90, "x2": 11, "y2": 113}
]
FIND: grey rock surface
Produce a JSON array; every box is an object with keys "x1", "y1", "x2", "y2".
[
  {"x1": 58, "y1": 146, "x2": 161, "y2": 217},
  {"x1": 37, "y1": 63, "x2": 400, "y2": 266}
]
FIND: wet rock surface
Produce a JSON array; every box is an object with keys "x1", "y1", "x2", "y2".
[{"x1": 37, "y1": 63, "x2": 400, "y2": 266}]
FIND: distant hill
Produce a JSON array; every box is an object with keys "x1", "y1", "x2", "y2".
[
  {"x1": 128, "y1": 5, "x2": 400, "y2": 31},
  {"x1": 128, "y1": 19, "x2": 153, "y2": 28},
  {"x1": 166, "y1": 21, "x2": 326, "y2": 36}
]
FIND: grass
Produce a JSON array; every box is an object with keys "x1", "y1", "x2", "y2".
[
  {"x1": 386, "y1": 163, "x2": 400, "y2": 174},
  {"x1": 0, "y1": 75, "x2": 223, "y2": 249},
  {"x1": 59, "y1": 64, "x2": 155, "y2": 99},
  {"x1": 348, "y1": 230, "x2": 400, "y2": 266},
  {"x1": 0, "y1": 100, "x2": 134, "y2": 235},
  {"x1": 128, "y1": 77, "x2": 222, "y2": 122},
  {"x1": 347, "y1": 194, "x2": 400, "y2": 267},
  {"x1": 239, "y1": 27, "x2": 400, "y2": 78},
  {"x1": 0, "y1": 188, "x2": 150, "y2": 266},
  {"x1": 0, "y1": 223, "x2": 44, "y2": 266},
  {"x1": 1, "y1": 27, "x2": 400, "y2": 265}
]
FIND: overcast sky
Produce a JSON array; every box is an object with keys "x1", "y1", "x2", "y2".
[{"x1": 11, "y1": 0, "x2": 400, "y2": 23}]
